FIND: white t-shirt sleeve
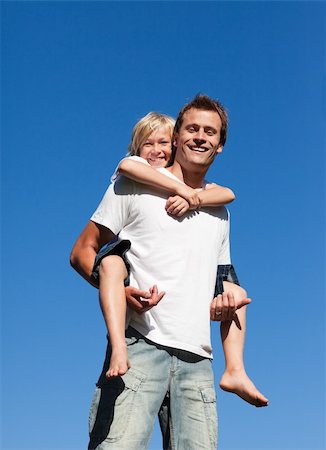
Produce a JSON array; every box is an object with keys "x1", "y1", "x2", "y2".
[
  {"x1": 217, "y1": 209, "x2": 232, "y2": 265},
  {"x1": 110, "y1": 155, "x2": 150, "y2": 182},
  {"x1": 90, "y1": 178, "x2": 135, "y2": 235}
]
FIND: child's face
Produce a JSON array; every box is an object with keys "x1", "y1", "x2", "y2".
[{"x1": 139, "y1": 127, "x2": 172, "y2": 168}]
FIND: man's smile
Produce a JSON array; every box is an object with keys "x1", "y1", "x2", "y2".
[{"x1": 187, "y1": 144, "x2": 209, "y2": 152}]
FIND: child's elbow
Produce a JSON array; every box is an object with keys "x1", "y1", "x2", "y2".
[
  {"x1": 118, "y1": 159, "x2": 131, "y2": 175},
  {"x1": 226, "y1": 188, "x2": 236, "y2": 203}
]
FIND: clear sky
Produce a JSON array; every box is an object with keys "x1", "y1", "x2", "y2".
[{"x1": 1, "y1": 1, "x2": 325, "y2": 449}]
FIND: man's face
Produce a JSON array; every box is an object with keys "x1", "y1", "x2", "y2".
[
  {"x1": 139, "y1": 127, "x2": 172, "y2": 168},
  {"x1": 173, "y1": 108, "x2": 223, "y2": 170}
]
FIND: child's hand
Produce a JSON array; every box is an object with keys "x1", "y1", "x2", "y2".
[
  {"x1": 175, "y1": 185, "x2": 201, "y2": 209},
  {"x1": 165, "y1": 195, "x2": 190, "y2": 217}
]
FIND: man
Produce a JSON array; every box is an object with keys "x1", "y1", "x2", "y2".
[{"x1": 71, "y1": 95, "x2": 250, "y2": 449}]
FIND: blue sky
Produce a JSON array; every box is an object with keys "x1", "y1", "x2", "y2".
[{"x1": 1, "y1": 1, "x2": 325, "y2": 449}]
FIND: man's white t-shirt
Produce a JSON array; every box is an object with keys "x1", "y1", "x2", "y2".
[{"x1": 91, "y1": 158, "x2": 232, "y2": 359}]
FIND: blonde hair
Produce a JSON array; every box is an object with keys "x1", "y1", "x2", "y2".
[{"x1": 128, "y1": 112, "x2": 175, "y2": 156}]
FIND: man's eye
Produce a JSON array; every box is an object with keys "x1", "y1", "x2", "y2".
[
  {"x1": 188, "y1": 127, "x2": 195, "y2": 132},
  {"x1": 206, "y1": 130, "x2": 214, "y2": 136}
]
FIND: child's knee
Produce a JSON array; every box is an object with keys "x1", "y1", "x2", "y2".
[
  {"x1": 223, "y1": 281, "x2": 247, "y2": 300},
  {"x1": 235, "y1": 285, "x2": 247, "y2": 300},
  {"x1": 99, "y1": 255, "x2": 127, "y2": 279}
]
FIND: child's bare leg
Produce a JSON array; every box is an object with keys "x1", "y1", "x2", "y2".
[
  {"x1": 99, "y1": 255, "x2": 130, "y2": 378},
  {"x1": 219, "y1": 281, "x2": 269, "y2": 407}
]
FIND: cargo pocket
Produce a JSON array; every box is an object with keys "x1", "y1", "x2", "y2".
[
  {"x1": 104, "y1": 367, "x2": 147, "y2": 443},
  {"x1": 88, "y1": 378, "x2": 125, "y2": 450},
  {"x1": 198, "y1": 384, "x2": 218, "y2": 450}
]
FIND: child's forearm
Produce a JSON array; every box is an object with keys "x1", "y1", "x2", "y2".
[
  {"x1": 198, "y1": 184, "x2": 235, "y2": 207},
  {"x1": 118, "y1": 159, "x2": 184, "y2": 194}
]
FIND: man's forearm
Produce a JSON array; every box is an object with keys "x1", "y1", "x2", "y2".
[
  {"x1": 70, "y1": 221, "x2": 116, "y2": 288},
  {"x1": 70, "y1": 244, "x2": 99, "y2": 288}
]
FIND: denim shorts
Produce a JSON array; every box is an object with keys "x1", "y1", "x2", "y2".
[
  {"x1": 92, "y1": 238, "x2": 131, "y2": 285},
  {"x1": 214, "y1": 264, "x2": 240, "y2": 297}
]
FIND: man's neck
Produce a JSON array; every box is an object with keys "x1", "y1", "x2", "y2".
[{"x1": 167, "y1": 162, "x2": 207, "y2": 189}]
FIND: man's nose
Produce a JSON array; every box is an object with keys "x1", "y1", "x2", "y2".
[
  {"x1": 193, "y1": 129, "x2": 206, "y2": 142},
  {"x1": 193, "y1": 136, "x2": 206, "y2": 146}
]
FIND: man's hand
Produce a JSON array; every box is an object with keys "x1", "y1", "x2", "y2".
[
  {"x1": 210, "y1": 291, "x2": 251, "y2": 321},
  {"x1": 125, "y1": 285, "x2": 165, "y2": 314}
]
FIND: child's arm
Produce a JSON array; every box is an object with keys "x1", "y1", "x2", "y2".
[
  {"x1": 118, "y1": 158, "x2": 200, "y2": 208},
  {"x1": 197, "y1": 183, "x2": 235, "y2": 207},
  {"x1": 165, "y1": 184, "x2": 235, "y2": 216}
]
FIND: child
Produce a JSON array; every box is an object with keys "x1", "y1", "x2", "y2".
[{"x1": 93, "y1": 112, "x2": 268, "y2": 407}]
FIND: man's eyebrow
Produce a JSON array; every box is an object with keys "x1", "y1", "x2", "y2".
[{"x1": 185, "y1": 123, "x2": 218, "y2": 131}]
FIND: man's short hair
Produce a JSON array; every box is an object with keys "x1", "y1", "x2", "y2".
[
  {"x1": 128, "y1": 112, "x2": 175, "y2": 156},
  {"x1": 174, "y1": 94, "x2": 228, "y2": 147}
]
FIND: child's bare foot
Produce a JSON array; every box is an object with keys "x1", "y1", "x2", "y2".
[
  {"x1": 220, "y1": 369, "x2": 269, "y2": 407},
  {"x1": 106, "y1": 345, "x2": 130, "y2": 378}
]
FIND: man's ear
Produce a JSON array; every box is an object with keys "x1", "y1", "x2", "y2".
[
  {"x1": 216, "y1": 145, "x2": 223, "y2": 154},
  {"x1": 173, "y1": 133, "x2": 178, "y2": 148}
]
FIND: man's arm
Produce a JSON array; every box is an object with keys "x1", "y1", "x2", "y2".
[
  {"x1": 70, "y1": 220, "x2": 165, "y2": 313},
  {"x1": 70, "y1": 221, "x2": 116, "y2": 288}
]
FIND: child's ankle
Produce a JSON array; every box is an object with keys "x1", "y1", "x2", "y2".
[
  {"x1": 224, "y1": 365, "x2": 245, "y2": 374},
  {"x1": 112, "y1": 341, "x2": 127, "y2": 350}
]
